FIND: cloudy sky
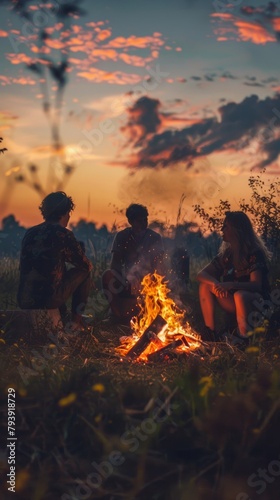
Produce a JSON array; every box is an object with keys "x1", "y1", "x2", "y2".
[{"x1": 0, "y1": 0, "x2": 280, "y2": 228}]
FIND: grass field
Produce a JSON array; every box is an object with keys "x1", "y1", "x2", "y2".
[{"x1": 1, "y1": 258, "x2": 280, "y2": 500}]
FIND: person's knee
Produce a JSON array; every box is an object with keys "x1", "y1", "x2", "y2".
[
  {"x1": 199, "y1": 282, "x2": 212, "y2": 296},
  {"x1": 233, "y1": 290, "x2": 252, "y2": 306}
]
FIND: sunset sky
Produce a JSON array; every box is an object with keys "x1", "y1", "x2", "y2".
[{"x1": 0, "y1": 0, "x2": 280, "y2": 230}]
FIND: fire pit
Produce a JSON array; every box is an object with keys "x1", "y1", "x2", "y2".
[{"x1": 115, "y1": 273, "x2": 201, "y2": 361}]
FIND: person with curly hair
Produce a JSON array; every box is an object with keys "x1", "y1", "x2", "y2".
[
  {"x1": 17, "y1": 191, "x2": 93, "y2": 331},
  {"x1": 197, "y1": 211, "x2": 271, "y2": 342}
]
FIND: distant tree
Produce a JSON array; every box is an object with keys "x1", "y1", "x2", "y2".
[{"x1": 0, "y1": 214, "x2": 26, "y2": 257}]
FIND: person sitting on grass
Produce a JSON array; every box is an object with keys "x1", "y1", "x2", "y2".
[
  {"x1": 102, "y1": 203, "x2": 165, "y2": 325},
  {"x1": 17, "y1": 191, "x2": 93, "y2": 331},
  {"x1": 196, "y1": 211, "x2": 271, "y2": 343}
]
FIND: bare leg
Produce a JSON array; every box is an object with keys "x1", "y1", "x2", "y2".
[
  {"x1": 199, "y1": 283, "x2": 216, "y2": 330},
  {"x1": 233, "y1": 291, "x2": 262, "y2": 336},
  {"x1": 199, "y1": 283, "x2": 236, "y2": 331}
]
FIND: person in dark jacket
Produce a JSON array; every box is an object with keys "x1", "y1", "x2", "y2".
[
  {"x1": 102, "y1": 203, "x2": 164, "y2": 324},
  {"x1": 17, "y1": 191, "x2": 93, "y2": 330}
]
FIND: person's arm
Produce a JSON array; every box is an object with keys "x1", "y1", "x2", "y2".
[
  {"x1": 197, "y1": 261, "x2": 221, "y2": 287},
  {"x1": 197, "y1": 259, "x2": 229, "y2": 298},
  {"x1": 110, "y1": 232, "x2": 123, "y2": 274},
  {"x1": 63, "y1": 230, "x2": 93, "y2": 271},
  {"x1": 110, "y1": 251, "x2": 123, "y2": 275},
  {"x1": 216, "y1": 250, "x2": 266, "y2": 296},
  {"x1": 218, "y1": 271, "x2": 263, "y2": 294}
]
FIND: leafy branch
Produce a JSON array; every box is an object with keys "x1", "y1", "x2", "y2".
[{"x1": 193, "y1": 172, "x2": 280, "y2": 257}]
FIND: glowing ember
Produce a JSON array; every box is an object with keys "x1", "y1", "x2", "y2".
[{"x1": 116, "y1": 273, "x2": 201, "y2": 361}]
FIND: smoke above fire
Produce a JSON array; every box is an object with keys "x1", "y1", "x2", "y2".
[{"x1": 117, "y1": 158, "x2": 232, "y2": 222}]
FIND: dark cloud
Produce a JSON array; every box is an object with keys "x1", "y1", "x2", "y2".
[
  {"x1": 191, "y1": 76, "x2": 202, "y2": 81},
  {"x1": 199, "y1": 94, "x2": 280, "y2": 156},
  {"x1": 245, "y1": 76, "x2": 257, "y2": 81},
  {"x1": 220, "y1": 71, "x2": 238, "y2": 80},
  {"x1": 240, "y1": 2, "x2": 280, "y2": 40},
  {"x1": 133, "y1": 119, "x2": 215, "y2": 167},
  {"x1": 121, "y1": 94, "x2": 280, "y2": 171},
  {"x1": 204, "y1": 73, "x2": 216, "y2": 82},
  {"x1": 243, "y1": 82, "x2": 265, "y2": 87},
  {"x1": 255, "y1": 137, "x2": 280, "y2": 169},
  {"x1": 241, "y1": 2, "x2": 278, "y2": 16},
  {"x1": 120, "y1": 96, "x2": 162, "y2": 147},
  {"x1": 261, "y1": 76, "x2": 278, "y2": 83}
]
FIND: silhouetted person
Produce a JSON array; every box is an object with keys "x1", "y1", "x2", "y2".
[
  {"x1": 197, "y1": 211, "x2": 271, "y2": 343},
  {"x1": 17, "y1": 191, "x2": 93, "y2": 330},
  {"x1": 102, "y1": 204, "x2": 164, "y2": 325}
]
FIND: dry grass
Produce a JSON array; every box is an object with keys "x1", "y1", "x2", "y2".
[{"x1": 1, "y1": 256, "x2": 280, "y2": 500}]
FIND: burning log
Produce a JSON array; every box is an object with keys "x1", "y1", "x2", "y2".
[
  {"x1": 147, "y1": 338, "x2": 183, "y2": 362},
  {"x1": 126, "y1": 314, "x2": 167, "y2": 360}
]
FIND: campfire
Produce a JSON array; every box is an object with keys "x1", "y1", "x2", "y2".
[{"x1": 116, "y1": 273, "x2": 201, "y2": 361}]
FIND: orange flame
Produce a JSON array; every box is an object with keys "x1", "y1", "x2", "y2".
[{"x1": 116, "y1": 273, "x2": 201, "y2": 361}]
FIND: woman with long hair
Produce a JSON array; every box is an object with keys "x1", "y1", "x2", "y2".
[{"x1": 197, "y1": 211, "x2": 271, "y2": 342}]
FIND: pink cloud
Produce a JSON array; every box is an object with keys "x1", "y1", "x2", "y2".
[
  {"x1": 45, "y1": 38, "x2": 66, "y2": 49},
  {"x1": 12, "y1": 76, "x2": 36, "y2": 85},
  {"x1": 3, "y1": 23, "x2": 166, "y2": 87},
  {"x1": 211, "y1": 11, "x2": 277, "y2": 45},
  {"x1": 45, "y1": 23, "x2": 64, "y2": 35},
  {"x1": 95, "y1": 29, "x2": 112, "y2": 41},
  {"x1": 0, "y1": 30, "x2": 8, "y2": 37},
  {"x1": 0, "y1": 75, "x2": 35, "y2": 86},
  {"x1": 272, "y1": 18, "x2": 280, "y2": 31},
  {"x1": 77, "y1": 68, "x2": 142, "y2": 85},
  {"x1": 6, "y1": 53, "x2": 34, "y2": 65},
  {"x1": 107, "y1": 35, "x2": 164, "y2": 49},
  {"x1": 119, "y1": 53, "x2": 152, "y2": 67},
  {"x1": 30, "y1": 45, "x2": 51, "y2": 54},
  {"x1": 234, "y1": 20, "x2": 276, "y2": 44},
  {"x1": 92, "y1": 48, "x2": 118, "y2": 61},
  {"x1": 68, "y1": 37, "x2": 84, "y2": 46},
  {"x1": 86, "y1": 21, "x2": 105, "y2": 27},
  {"x1": 0, "y1": 75, "x2": 10, "y2": 85},
  {"x1": 211, "y1": 13, "x2": 234, "y2": 19}
]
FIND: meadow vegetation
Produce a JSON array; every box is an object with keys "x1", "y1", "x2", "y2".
[{"x1": 0, "y1": 174, "x2": 280, "y2": 500}]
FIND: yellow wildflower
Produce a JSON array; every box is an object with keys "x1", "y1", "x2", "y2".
[
  {"x1": 58, "y1": 392, "x2": 77, "y2": 407},
  {"x1": 245, "y1": 346, "x2": 259, "y2": 354},
  {"x1": 15, "y1": 469, "x2": 30, "y2": 491},
  {"x1": 199, "y1": 376, "x2": 214, "y2": 397},
  {"x1": 18, "y1": 388, "x2": 27, "y2": 397},
  {"x1": 92, "y1": 383, "x2": 105, "y2": 393},
  {"x1": 254, "y1": 327, "x2": 266, "y2": 334}
]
